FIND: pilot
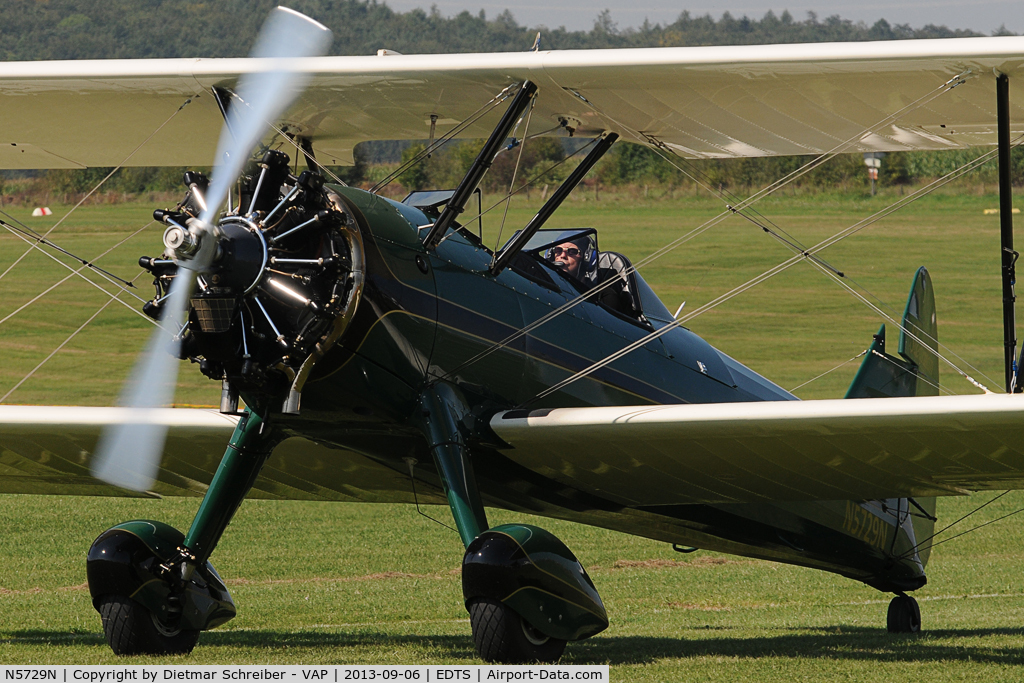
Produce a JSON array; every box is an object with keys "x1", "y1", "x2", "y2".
[
  {"x1": 547, "y1": 241, "x2": 583, "y2": 278},
  {"x1": 546, "y1": 237, "x2": 595, "y2": 281},
  {"x1": 547, "y1": 235, "x2": 637, "y2": 318}
]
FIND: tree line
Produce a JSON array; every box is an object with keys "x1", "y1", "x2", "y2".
[{"x1": 0, "y1": 0, "x2": 1004, "y2": 62}]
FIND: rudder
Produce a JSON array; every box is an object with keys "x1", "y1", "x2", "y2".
[
  {"x1": 845, "y1": 267, "x2": 938, "y2": 566},
  {"x1": 845, "y1": 267, "x2": 938, "y2": 399}
]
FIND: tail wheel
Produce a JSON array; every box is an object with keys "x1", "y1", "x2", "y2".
[
  {"x1": 886, "y1": 594, "x2": 921, "y2": 633},
  {"x1": 98, "y1": 595, "x2": 199, "y2": 656},
  {"x1": 468, "y1": 598, "x2": 566, "y2": 663}
]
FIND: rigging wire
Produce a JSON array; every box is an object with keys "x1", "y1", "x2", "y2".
[
  {"x1": 492, "y1": 95, "x2": 536, "y2": 254},
  {"x1": 404, "y1": 458, "x2": 460, "y2": 536},
  {"x1": 623, "y1": 70, "x2": 970, "y2": 224},
  {"x1": 904, "y1": 500, "x2": 1024, "y2": 557},
  {"x1": 867, "y1": 349, "x2": 948, "y2": 396},
  {"x1": 2, "y1": 220, "x2": 150, "y2": 305},
  {"x1": 0, "y1": 221, "x2": 160, "y2": 330},
  {"x1": 605, "y1": 86, "x2": 1011, "y2": 393},
  {"x1": 520, "y1": 146, "x2": 1012, "y2": 406},
  {"x1": 431, "y1": 138, "x2": 602, "y2": 252},
  {"x1": 0, "y1": 96, "x2": 195, "y2": 284},
  {"x1": 898, "y1": 490, "x2": 1012, "y2": 560},
  {"x1": 439, "y1": 73, "x2": 974, "y2": 383},
  {"x1": 0, "y1": 271, "x2": 146, "y2": 404},
  {"x1": 370, "y1": 84, "x2": 521, "y2": 194},
  {"x1": 208, "y1": 86, "x2": 357, "y2": 191},
  {"x1": 266, "y1": 122, "x2": 352, "y2": 188},
  {"x1": 0, "y1": 216, "x2": 135, "y2": 288},
  {"x1": 789, "y1": 350, "x2": 867, "y2": 392},
  {"x1": 806, "y1": 256, "x2": 989, "y2": 394}
]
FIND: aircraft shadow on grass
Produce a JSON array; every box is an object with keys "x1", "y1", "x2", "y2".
[{"x1": 9, "y1": 627, "x2": 1024, "y2": 665}]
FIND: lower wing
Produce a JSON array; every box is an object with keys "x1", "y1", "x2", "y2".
[{"x1": 491, "y1": 394, "x2": 1024, "y2": 506}]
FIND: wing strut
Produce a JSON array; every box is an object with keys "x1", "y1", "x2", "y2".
[
  {"x1": 997, "y1": 74, "x2": 1019, "y2": 393},
  {"x1": 422, "y1": 81, "x2": 537, "y2": 249},
  {"x1": 489, "y1": 132, "x2": 619, "y2": 276}
]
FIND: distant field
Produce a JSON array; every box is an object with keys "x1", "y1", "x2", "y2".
[
  {"x1": 2, "y1": 191, "x2": 1023, "y2": 676},
  {"x1": 0, "y1": 189, "x2": 1011, "y2": 404}
]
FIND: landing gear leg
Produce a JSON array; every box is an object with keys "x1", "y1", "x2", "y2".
[
  {"x1": 887, "y1": 593, "x2": 921, "y2": 633},
  {"x1": 416, "y1": 384, "x2": 607, "y2": 663},
  {"x1": 88, "y1": 406, "x2": 282, "y2": 655},
  {"x1": 416, "y1": 384, "x2": 488, "y2": 547},
  {"x1": 180, "y1": 407, "x2": 282, "y2": 564}
]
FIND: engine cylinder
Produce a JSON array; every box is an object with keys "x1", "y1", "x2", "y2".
[{"x1": 141, "y1": 160, "x2": 364, "y2": 410}]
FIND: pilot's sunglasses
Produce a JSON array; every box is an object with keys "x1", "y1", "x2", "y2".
[{"x1": 551, "y1": 247, "x2": 581, "y2": 257}]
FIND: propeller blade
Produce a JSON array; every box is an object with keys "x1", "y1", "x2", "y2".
[
  {"x1": 200, "y1": 7, "x2": 333, "y2": 226},
  {"x1": 91, "y1": 269, "x2": 195, "y2": 491},
  {"x1": 91, "y1": 7, "x2": 332, "y2": 492}
]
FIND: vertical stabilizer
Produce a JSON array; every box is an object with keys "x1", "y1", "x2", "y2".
[
  {"x1": 845, "y1": 267, "x2": 938, "y2": 399},
  {"x1": 844, "y1": 267, "x2": 938, "y2": 567}
]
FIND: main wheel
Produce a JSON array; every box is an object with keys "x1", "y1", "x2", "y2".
[
  {"x1": 98, "y1": 595, "x2": 200, "y2": 655},
  {"x1": 468, "y1": 598, "x2": 567, "y2": 663},
  {"x1": 886, "y1": 594, "x2": 921, "y2": 633}
]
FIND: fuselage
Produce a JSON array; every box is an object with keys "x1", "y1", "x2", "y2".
[{"x1": 283, "y1": 186, "x2": 929, "y2": 594}]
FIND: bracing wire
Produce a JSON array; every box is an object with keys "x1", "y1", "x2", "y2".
[
  {"x1": 0, "y1": 216, "x2": 135, "y2": 288},
  {"x1": 0, "y1": 270, "x2": 146, "y2": 404},
  {"x1": 440, "y1": 73, "x2": 974, "y2": 383},
  {"x1": 404, "y1": 459, "x2": 460, "y2": 536},
  {"x1": 789, "y1": 350, "x2": 867, "y2": 392},
  {"x1": 898, "y1": 490, "x2": 1013, "y2": 560},
  {"x1": 904, "y1": 501, "x2": 1024, "y2": 558},
  {"x1": 433, "y1": 138, "x2": 601, "y2": 253},
  {"x1": 521, "y1": 142, "x2": 1012, "y2": 406},
  {"x1": 0, "y1": 96, "x2": 195, "y2": 284},
  {"x1": 370, "y1": 84, "x2": 521, "y2": 194},
  {"x1": 0, "y1": 222, "x2": 159, "y2": 330},
  {"x1": 492, "y1": 95, "x2": 536, "y2": 254}
]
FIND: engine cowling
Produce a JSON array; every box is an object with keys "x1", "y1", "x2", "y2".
[{"x1": 141, "y1": 150, "x2": 364, "y2": 413}]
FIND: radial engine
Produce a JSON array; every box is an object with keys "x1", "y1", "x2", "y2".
[{"x1": 140, "y1": 150, "x2": 364, "y2": 413}]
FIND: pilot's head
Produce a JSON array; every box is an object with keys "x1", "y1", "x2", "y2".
[{"x1": 549, "y1": 241, "x2": 583, "y2": 278}]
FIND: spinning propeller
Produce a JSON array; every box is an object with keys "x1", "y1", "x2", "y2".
[{"x1": 92, "y1": 7, "x2": 332, "y2": 491}]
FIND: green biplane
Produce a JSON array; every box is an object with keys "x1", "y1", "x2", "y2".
[{"x1": 2, "y1": 6, "x2": 1024, "y2": 664}]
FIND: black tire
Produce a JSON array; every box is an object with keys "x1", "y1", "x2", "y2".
[
  {"x1": 468, "y1": 598, "x2": 567, "y2": 663},
  {"x1": 886, "y1": 594, "x2": 921, "y2": 633},
  {"x1": 98, "y1": 595, "x2": 200, "y2": 656}
]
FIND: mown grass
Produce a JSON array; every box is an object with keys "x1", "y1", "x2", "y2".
[
  {"x1": 2, "y1": 190, "x2": 1023, "y2": 675},
  {"x1": 3, "y1": 493, "x2": 1024, "y2": 678}
]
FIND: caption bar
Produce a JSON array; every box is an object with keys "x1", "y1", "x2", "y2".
[{"x1": 0, "y1": 666, "x2": 608, "y2": 683}]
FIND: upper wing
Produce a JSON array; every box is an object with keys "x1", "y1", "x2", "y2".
[
  {"x1": 2, "y1": 37, "x2": 1023, "y2": 168},
  {"x1": 490, "y1": 394, "x2": 1024, "y2": 505}
]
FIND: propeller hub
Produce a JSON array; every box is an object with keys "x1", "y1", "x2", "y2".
[
  {"x1": 203, "y1": 218, "x2": 268, "y2": 295},
  {"x1": 162, "y1": 223, "x2": 200, "y2": 257}
]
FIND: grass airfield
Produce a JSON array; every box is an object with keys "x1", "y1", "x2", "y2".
[
  {"x1": 4, "y1": 494, "x2": 1024, "y2": 677},
  {"x1": 3, "y1": 189, "x2": 1024, "y2": 676}
]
